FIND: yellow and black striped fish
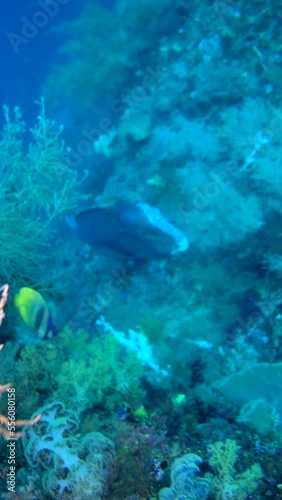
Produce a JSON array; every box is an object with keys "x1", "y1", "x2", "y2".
[{"x1": 14, "y1": 288, "x2": 56, "y2": 340}]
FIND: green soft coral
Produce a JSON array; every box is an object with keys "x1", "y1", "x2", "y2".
[
  {"x1": 207, "y1": 439, "x2": 262, "y2": 499},
  {"x1": 20, "y1": 342, "x2": 63, "y2": 392},
  {"x1": 55, "y1": 328, "x2": 144, "y2": 413}
]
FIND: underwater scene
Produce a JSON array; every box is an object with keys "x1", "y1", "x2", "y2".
[{"x1": 0, "y1": 0, "x2": 282, "y2": 498}]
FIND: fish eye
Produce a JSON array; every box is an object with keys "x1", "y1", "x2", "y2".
[{"x1": 160, "y1": 460, "x2": 169, "y2": 471}]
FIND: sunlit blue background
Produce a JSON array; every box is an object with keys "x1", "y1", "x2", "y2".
[{"x1": 0, "y1": 0, "x2": 116, "y2": 114}]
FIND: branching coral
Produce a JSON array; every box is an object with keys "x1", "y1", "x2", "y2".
[
  {"x1": 20, "y1": 341, "x2": 63, "y2": 393},
  {"x1": 2, "y1": 98, "x2": 81, "y2": 220},
  {"x1": 0, "y1": 284, "x2": 8, "y2": 329},
  {"x1": 207, "y1": 439, "x2": 262, "y2": 499},
  {"x1": 54, "y1": 327, "x2": 144, "y2": 414},
  {"x1": 0, "y1": 99, "x2": 83, "y2": 290},
  {"x1": 0, "y1": 395, "x2": 40, "y2": 440},
  {"x1": 24, "y1": 98, "x2": 82, "y2": 219},
  {"x1": 9, "y1": 326, "x2": 143, "y2": 417}
]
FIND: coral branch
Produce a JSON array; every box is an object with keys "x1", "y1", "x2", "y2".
[
  {"x1": 0, "y1": 413, "x2": 42, "y2": 440},
  {"x1": 0, "y1": 383, "x2": 12, "y2": 394},
  {"x1": 0, "y1": 284, "x2": 8, "y2": 327}
]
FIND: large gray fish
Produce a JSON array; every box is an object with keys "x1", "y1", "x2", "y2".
[{"x1": 72, "y1": 202, "x2": 189, "y2": 261}]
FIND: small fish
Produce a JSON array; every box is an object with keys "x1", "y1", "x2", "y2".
[
  {"x1": 71, "y1": 202, "x2": 189, "y2": 261},
  {"x1": 14, "y1": 288, "x2": 56, "y2": 340},
  {"x1": 117, "y1": 403, "x2": 132, "y2": 420},
  {"x1": 151, "y1": 458, "x2": 169, "y2": 481}
]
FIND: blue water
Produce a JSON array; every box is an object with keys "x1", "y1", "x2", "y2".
[
  {"x1": 0, "y1": 1, "x2": 281, "y2": 499},
  {"x1": 0, "y1": 0, "x2": 115, "y2": 113}
]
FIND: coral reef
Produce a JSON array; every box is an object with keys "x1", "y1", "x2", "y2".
[
  {"x1": 207, "y1": 439, "x2": 263, "y2": 499},
  {"x1": 1, "y1": 0, "x2": 282, "y2": 497},
  {"x1": 0, "y1": 99, "x2": 83, "y2": 294},
  {"x1": 22, "y1": 402, "x2": 116, "y2": 499},
  {"x1": 55, "y1": 327, "x2": 144, "y2": 414},
  {"x1": 158, "y1": 453, "x2": 210, "y2": 499}
]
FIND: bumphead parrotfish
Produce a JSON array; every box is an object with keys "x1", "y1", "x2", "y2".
[{"x1": 73, "y1": 202, "x2": 188, "y2": 261}]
